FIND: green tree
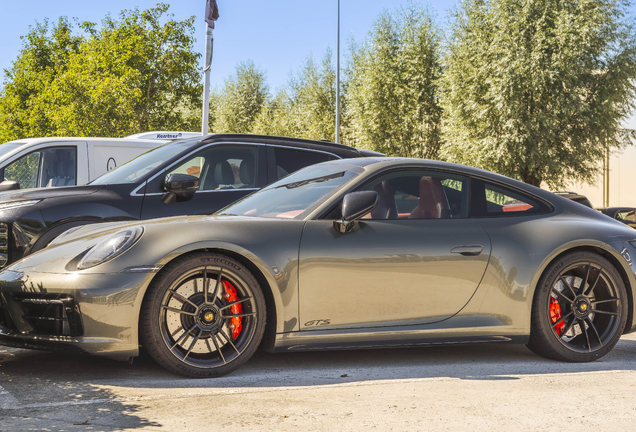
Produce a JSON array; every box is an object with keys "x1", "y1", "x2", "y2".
[
  {"x1": 0, "y1": 3, "x2": 201, "y2": 141},
  {"x1": 253, "y1": 50, "x2": 337, "y2": 141},
  {"x1": 441, "y1": 0, "x2": 636, "y2": 187},
  {"x1": 51, "y1": 4, "x2": 201, "y2": 137},
  {"x1": 346, "y1": 4, "x2": 443, "y2": 158},
  {"x1": 0, "y1": 18, "x2": 81, "y2": 142},
  {"x1": 213, "y1": 60, "x2": 268, "y2": 134}
]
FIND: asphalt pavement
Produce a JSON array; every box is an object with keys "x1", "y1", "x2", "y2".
[{"x1": 1, "y1": 333, "x2": 636, "y2": 431}]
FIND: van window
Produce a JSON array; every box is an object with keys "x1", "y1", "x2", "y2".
[
  {"x1": 4, "y1": 152, "x2": 41, "y2": 189},
  {"x1": 4, "y1": 147, "x2": 77, "y2": 189}
]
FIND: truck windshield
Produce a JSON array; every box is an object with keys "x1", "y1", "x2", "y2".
[{"x1": 90, "y1": 140, "x2": 200, "y2": 185}]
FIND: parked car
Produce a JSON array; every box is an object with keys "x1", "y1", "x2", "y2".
[
  {"x1": 0, "y1": 134, "x2": 382, "y2": 269},
  {"x1": 0, "y1": 157, "x2": 634, "y2": 377},
  {"x1": 599, "y1": 207, "x2": 636, "y2": 229},
  {"x1": 0, "y1": 132, "x2": 201, "y2": 191},
  {"x1": 554, "y1": 191, "x2": 595, "y2": 208}
]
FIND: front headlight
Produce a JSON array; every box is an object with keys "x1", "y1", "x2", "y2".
[
  {"x1": 0, "y1": 200, "x2": 40, "y2": 211},
  {"x1": 77, "y1": 226, "x2": 144, "y2": 270}
]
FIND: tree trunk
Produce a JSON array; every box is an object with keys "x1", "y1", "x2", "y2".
[{"x1": 520, "y1": 171, "x2": 542, "y2": 187}]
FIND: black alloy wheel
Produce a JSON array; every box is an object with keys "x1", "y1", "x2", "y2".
[
  {"x1": 140, "y1": 252, "x2": 266, "y2": 377},
  {"x1": 528, "y1": 251, "x2": 628, "y2": 362}
]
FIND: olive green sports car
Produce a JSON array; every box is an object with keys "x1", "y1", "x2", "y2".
[{"x1": 1, "y1": 158, "x2": 635, "y2": 377}]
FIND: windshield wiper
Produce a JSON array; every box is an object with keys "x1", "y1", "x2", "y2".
[{"x1": 278, "y1": 171, "x2": 346, "y2": 189}]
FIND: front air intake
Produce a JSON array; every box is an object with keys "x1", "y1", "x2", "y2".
[{"x1": 14, "y1": 294, "x2": 83, "y2": 337}]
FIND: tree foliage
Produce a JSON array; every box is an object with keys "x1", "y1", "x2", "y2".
[
  {"x1": 0, "y1": 3, "x2": 200, "y2": 141},
  {"x1": 253, "y1": 50, "x2": 337, "y2": 141},
  {"x1": 345, "y1": 4, "x2": 443, "y2": 158},
  {"x1": 0, "y1": 18, "x2": 81, "y2": 142},
  {"x1": 441, "y1": 0, "x2": 636, "y2": 187},
  {"x1": 212, "y1": 60, "x2": 268, "y2": 134}
]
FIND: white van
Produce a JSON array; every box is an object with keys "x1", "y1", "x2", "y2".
[{"x1": 0, "y1": 132, "x2": 201, "y2": 191}]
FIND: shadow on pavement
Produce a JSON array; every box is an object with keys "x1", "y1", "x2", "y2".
[{"x1": 2, "y1": 337, "x2": 636, "y2": 430}]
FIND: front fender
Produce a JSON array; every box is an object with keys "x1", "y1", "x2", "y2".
[{"x1": 139, "y1": 240, "x2": 299, "y2": 335}]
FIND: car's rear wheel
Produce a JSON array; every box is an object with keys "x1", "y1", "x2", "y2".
[
  {"x1": 528, "y1": 251, "x2": 627, "y2": 362},
  {"x1": 140, "y1": 252, "x2": 266, "y2": 377}
]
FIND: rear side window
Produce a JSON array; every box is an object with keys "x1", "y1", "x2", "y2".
[
  {"x1": 274, "y1": 148, "x2": 334, "y2": 180},
  {"x1": 471, "y1": 179, "x2": 550, "y2": 217},
  {"x1": 617, "y1": 211, "x2": 636, "y2": 222}
]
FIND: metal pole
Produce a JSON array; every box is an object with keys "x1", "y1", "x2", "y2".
[
  {"x1": 201, "y1": 25, "x2": 214, "y2": 136},
  {"x1": 335, "y1": 0, "x2": 341, "y2": 144},
  {"x1": 605, "y1": 146, "x2": 610, "y2": 207}
]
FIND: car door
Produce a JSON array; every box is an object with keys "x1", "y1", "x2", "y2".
[
  {"x1": 140, "y1": 144, "x2": 266, "y2": 219},
  {"x1": 298, "y1": 170, "x2": 492, "y2": 330}
]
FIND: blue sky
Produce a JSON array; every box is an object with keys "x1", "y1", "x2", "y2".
[{"x1": 0, "y1": 0, "x2": 455, "y2": 91}]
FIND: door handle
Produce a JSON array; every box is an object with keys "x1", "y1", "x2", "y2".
[{"x1": 451, "y1": 245, "x2": 483, "y2": 256}]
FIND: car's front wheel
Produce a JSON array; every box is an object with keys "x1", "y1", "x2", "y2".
[
  {"x1": 140, "y1": 252, "x2": 266, "y2": 377},
  {"x1": 528, "y1": 251, "x2": 628, "y2": 362}
]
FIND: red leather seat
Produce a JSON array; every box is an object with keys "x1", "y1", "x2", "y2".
[{"x1": 409, "y1": 176, "x2": 450, "y2": 219}]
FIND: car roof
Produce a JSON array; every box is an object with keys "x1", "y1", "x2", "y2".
[{"x1": 198, "y1": 133, "x2": 379, "y2": 158}]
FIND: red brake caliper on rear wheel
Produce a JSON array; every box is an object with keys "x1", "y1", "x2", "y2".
[
  {"x1": 549, "y1": 297, "x2": 565, "y2": 335},
  {"x1": 223, "y1": 281, "x2": 243, "y2": 339}
]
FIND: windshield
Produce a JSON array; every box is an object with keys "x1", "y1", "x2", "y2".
[
  {"x1": 90, "y1": 140, "x2": 199, "y2": 185},
  {"x1": 218, "y1": 163, "x2": 363, "y2": 219},
  {"x1": 0, "y1": 143, "x2": 24, "y2": 160}
]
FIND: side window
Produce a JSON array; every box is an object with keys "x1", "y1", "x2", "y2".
[
  {"x1": 359, "y1": 171, "x2": 469, "y2": 220},
  {"x1": 274, "y1": 148, "x2": 333, "y2": 180},
  {"x1": 166, "y1": 145, "x2": 258, "y2": 191},
  {"x1": 40, "y1": 147, "x2": 77, "y2": 187},
  {"x1": 471, "y1": 180, "x2": 548, "y2": 217},
  {"x1": 4, "y1": 147, "x2": 76, "y2": 189},
  {"x1": 4, "y1": 152, "x2": 41, "y2": 189},
  {"x1": 617, "y1": 211, "x2": 636, "y2": 222}
]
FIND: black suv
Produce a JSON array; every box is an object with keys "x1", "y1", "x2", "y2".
[{"x1": 0, "y1": 134, "x2": 383, "y2": 268}]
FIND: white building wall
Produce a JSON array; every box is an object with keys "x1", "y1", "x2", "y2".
[{"x1": 558, "y1": 115, "x2": 636, "y2": 208}]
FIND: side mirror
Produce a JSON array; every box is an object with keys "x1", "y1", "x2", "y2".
[
  {"x1": 161, "y1": 174, "x2": 199, "y2": 205},
  {"x1": 333, "y1": 191, "x2": 379, "y2": 233},
  {"x1": 0, "y1": 180, "x2": 20, "y2": 192}
]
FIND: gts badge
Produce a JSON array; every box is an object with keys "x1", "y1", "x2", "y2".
[
  {"x1": 304, "y1": 319, "x2": 331, "y2": 327},
  {"x1": 621, "y1": 247, "x2": 632, "y2": 266}
]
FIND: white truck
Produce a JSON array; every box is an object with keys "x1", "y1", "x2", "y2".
[{"x1": 0, "y1": 132, "x2": 201, "y2": 191}]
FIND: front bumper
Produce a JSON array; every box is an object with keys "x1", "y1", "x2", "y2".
[{"x1": 0, "y1": 269, "x2": 154, "y2": 360}]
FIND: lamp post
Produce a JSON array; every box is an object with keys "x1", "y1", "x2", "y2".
[
  {"x1": 202, "y1": 0, "x2": 219, "y2": 136},
  {"x1": 335, "y1": 0, "x2": 341, "y2": 144}
]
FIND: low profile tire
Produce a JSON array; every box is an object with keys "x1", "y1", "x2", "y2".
[
  {"x1": 528, "y1": 251, "x2": 628, "y2": 362},
  {"x1": 140, "y1": 252, "x2": 266, "y2": 377}
]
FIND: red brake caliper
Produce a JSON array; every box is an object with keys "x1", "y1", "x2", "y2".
[
  {"x1": 223, "y1": 281, "x2": 243, "y2": 339},
  {"x1": 550, "y1": 297, "x2": 565, "y2": 335}
]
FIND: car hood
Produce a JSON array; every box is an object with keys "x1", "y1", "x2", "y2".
[
  {"x1": 7, "y1": 215, "x2": 307, "y2": 274},
  {"x1": 0, "y1": 185, "x2": 104, "y2": 204}
]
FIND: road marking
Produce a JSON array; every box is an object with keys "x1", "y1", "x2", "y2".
[
  {"x1": 0, "y1": 385, "x2": 20, "y2": 409},
  {"x1": 0, "y1": 369, "x2": 633, "y2": 410}
]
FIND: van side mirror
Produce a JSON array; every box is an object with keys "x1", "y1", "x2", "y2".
[
  {"x1": 0, "y1": 181, "x2": 20, "y2": 192},
  {"x1": 161, "y1": 174, "x2": 199, "y2": 204},
  {"x1": 333, "y1": 191, "x2": 379, "y2": 233}
]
